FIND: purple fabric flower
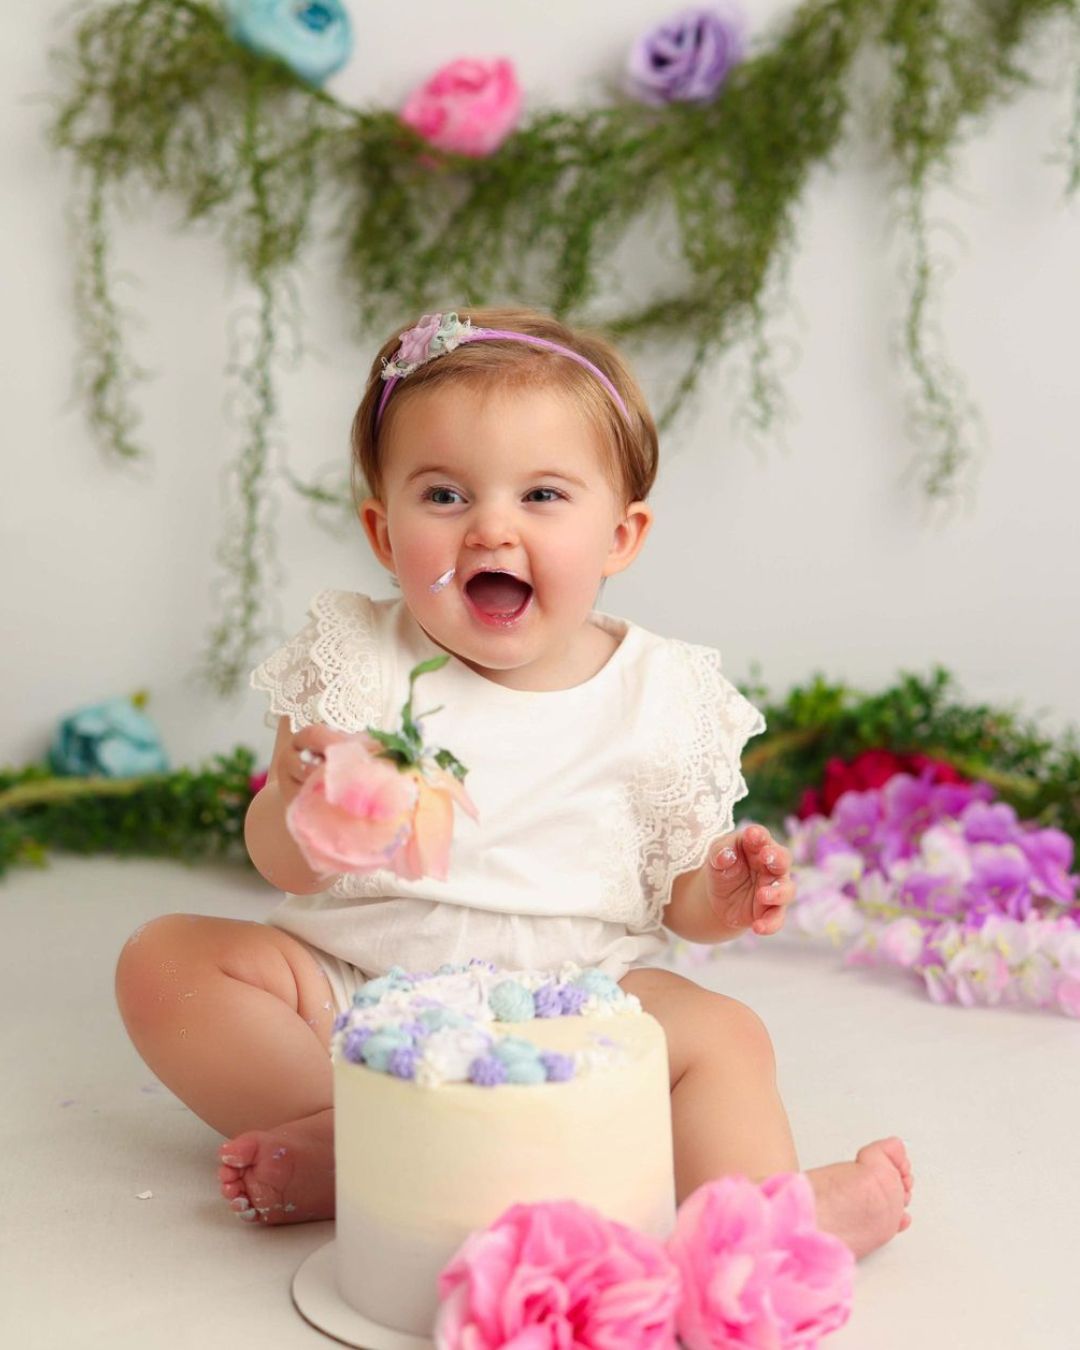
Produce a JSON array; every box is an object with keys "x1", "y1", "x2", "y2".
[
  {"x1": 626, "y1": 6, "x2": 745, "y2": 107},
  {"x1": 395, "y1": 313, "x2": 443, "y2": 367},
  {"x1": 532, "y1": 983, "x2": 563, "y2": 1018}
]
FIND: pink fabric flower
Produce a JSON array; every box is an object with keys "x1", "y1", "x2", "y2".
[
  {"x1": 669, "y1": 1173, "x2": 854, "y2": 1349},
  {"x1": 286, "y1": 737, "x2": 419, "y2": 875},
  {"x1": 395, "y1": 313, "x2": 444, "y2": 367},
  {"x1": 435, "y1": 1200, "x2": 681, "y2": 1349},
  {"x1": 401, "y1": 58, "x2": 523, "y2": 158}
]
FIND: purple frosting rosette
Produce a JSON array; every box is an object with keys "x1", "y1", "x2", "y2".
[{"x1": 626, "y1": 6, "x2": 745, "y2": 107}]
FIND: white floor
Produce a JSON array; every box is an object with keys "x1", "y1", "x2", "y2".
[{"x1": 3, "y1": 856, "x2": 1077, "y2": 1349}]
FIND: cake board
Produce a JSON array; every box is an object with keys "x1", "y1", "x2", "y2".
[{"x1": 292, "y1": 1240, "x2": 435, "y2": 1350}]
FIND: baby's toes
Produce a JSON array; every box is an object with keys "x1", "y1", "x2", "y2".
[
  {"x1": 219, "y1": 1133, "x2": 260, "y2": 1168},
  {"x1": 220, "y1": 1176, "x2": 247, "y2": 1202}
]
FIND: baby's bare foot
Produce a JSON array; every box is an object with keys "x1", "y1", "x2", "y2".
[
  {"x1": 806, "y1": 1136, "x2": 914, "y2": 1259},
  {"x1": 218, "y1": 1107, "x2": 335, "y2": 1225}
]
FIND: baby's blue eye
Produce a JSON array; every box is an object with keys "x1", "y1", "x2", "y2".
[
  {"x1": 425, "y1": 486, "x2": 464, "y2": 506},
  {"x1": 525, "y1": 488, "x2": 565, "y2": 503}
]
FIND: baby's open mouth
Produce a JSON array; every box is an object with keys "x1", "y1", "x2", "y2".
[{"x1": 464, "y1": 571, "x2": 534, "y2": 624}]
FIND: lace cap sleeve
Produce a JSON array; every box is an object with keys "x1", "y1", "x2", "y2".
[
  {"x1": 249, "y1": 590, "x2": 382, "y2": 733},
  {"x1": 634, "y1": 640, "x2": 766, "y2": 925}
]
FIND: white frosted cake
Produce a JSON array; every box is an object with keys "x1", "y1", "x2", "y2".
[{"x1": 331, "y1": 960, "x2": 676, "y2": 1336}]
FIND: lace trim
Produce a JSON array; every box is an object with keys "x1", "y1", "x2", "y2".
[
  {"x1": 628, "y1": 642, "x2": 765, "y2": 928},
  {"x1": 249, "y1": 590, "x2": 383, "y2": 734}
]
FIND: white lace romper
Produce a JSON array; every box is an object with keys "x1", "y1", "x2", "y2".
[{"x1": 251, "y1": 591, "x2": 764, "y2": 1010}]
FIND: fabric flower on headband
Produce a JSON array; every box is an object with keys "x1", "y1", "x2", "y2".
[
  {"x1": 382, "y1": 312, "x2": 474, "y2": 380},
  {"x1": 286, "y1": 656, "x2": 477, "y2": 881}
]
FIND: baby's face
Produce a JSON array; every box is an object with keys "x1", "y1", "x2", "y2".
[{"x1": 361, "y1": 381, "x2": 649, "y2": 689}]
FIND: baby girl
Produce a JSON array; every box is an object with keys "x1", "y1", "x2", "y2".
[{"x1": 116, "y1": 306, "x2": 912, "y2": 1257}]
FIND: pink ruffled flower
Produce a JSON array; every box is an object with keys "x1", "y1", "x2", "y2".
[
  {"x1": 286, "y1": 737, "x2": 419, "y2": 875},
  {"x1": 435, "y1": 1200, "x2": 681, "y2": 1349},
  {"x1": 395, "y1": 313, "x2": 444, "y2": 367},
  {"x1": 401, "y1": 58, "x2": 523, "y2": 158},
  {"x1": 669, "y1": 1173, "x2": 854, "y2": 1350}
]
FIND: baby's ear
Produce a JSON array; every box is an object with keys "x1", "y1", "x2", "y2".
[
  {"x1": 358, "y1": 497, "x2": 394, "y2": 571},
  {"x1": 603, "y1": 500, "x2": 653, "y2": 578}
]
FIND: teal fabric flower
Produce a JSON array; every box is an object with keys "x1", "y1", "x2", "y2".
[
  {"x1": 222, "y1": 0, "x2": 353, "y2": 86},
  {"x1": 49, "y1": 698, "x2": 169, "y2": 777}
]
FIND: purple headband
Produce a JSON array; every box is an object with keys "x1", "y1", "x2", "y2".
[{"x1": 375, "y1": 312, "x2": 631, "y2": 429}]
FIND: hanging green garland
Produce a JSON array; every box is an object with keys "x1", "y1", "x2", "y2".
[{"x1": 48, "y1": 0, "x2": 1080, "y2": 693}]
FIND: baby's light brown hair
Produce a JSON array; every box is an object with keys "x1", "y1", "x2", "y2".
[{"x1": 350, "y1": 306, "x2": 659, "y2": 506}]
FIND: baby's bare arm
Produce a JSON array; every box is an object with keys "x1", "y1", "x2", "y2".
[{"x1": 245, "y1": 716, "x2": 349, "y2": 894}]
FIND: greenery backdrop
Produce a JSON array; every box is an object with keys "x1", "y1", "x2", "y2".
[{"x1": 49, "y1": 0, "x2": 1080, "y2": 692}]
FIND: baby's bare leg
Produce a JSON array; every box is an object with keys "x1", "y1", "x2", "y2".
[
  {"x1": 621, "y1": 967, "x2": 913, "y2": 1258},
  {"x1": 116, "y1": 914, "x2": 338, "y2": 1223}
]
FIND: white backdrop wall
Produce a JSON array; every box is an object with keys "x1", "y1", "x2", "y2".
[{"x1": 3, "y1": 0, "x2": 1079, "y2": 771}]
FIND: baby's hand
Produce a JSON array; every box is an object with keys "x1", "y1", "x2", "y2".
[
  {"x1": 705, "y1": 824, "x2": 795, "y2": 937},
  {"x1": 275, "y1": 724, "x2": 355, "y2": 809}
]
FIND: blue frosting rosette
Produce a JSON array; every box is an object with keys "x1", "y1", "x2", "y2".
[{"x1": 222, "y1": 0, "x2": 353, "y2": 86}]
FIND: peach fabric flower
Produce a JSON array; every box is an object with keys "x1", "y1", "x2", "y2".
[
  {"x1": 393, "y1": 767, "x2": 478, "y2": 882},
  {"x1": 401, "y1": 58, "x2": 523, "y2": 158},
  {"x1": 435, "y1": 1200, "x2": 681, "y2": 1349},
  {"x1": 286, "y1": 737, "x2": 419, "y2": 876},
  {"x1": 669, "y1": 1173, "x2": 854, "y2": 1349}
]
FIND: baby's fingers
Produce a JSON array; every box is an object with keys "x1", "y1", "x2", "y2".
[
  {"x1": 741, "y1": 826, "x2": 791, "y2": 879},
  {"x1": 751, "y1": 906, "x2": 785, "y2": 936},
  {"x1": 752, "y1": 875, "x2": 795, "y2": 933}
]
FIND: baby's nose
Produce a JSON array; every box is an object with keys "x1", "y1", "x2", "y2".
[{"x1": 464, "y1": 506, "x2": 519, "y2": 551}]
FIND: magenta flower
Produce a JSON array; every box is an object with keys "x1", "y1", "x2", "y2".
[
  {"x1": 401, "y1": 58, "x2": 523, "y2": 158},
  {"x1": 435, "y1": 1200, "x2": 681, "y2": 1349},
  {"x1": 626, "y1": 7, "x2": 745, "y2": 107},
  {"x1": 669, "y1": 1172, "x2": 854, "y2": 1349},
  {"x1": 961, "y1": 799, "x2": 1019, "y2": 844},
  {"x1": 1017, "y1": 826, "x2": 1078, "y2": 906},
  {"x1": 787, "y1": 771, "x2": 1080, "y2": 1016}
]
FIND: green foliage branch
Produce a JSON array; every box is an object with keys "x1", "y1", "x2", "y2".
[
  {"x1": 48, "y1": 0, "x2": 1080, "y2": 691},
  {"x1": 741, "y1": 666, "x2": 1080, "y2": 846},
  {"x1": 0, "y1": 747, "x2": 258, "y2": 877}
]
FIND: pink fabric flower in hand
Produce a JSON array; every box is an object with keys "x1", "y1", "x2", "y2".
[
  {"x1": 435, "y1": 1200, "x2": 682, "y2": 1349},
  {"x1": 286, "y1": 736, "x2": 419, "y2": 876},
  {"x1": 401, "y1": 57, "x2": 523, "y2": 157},
  {"x1": 285, "y1": 655, "x2": 476, "y2": 881},
  {"x1": 669, "y1": 1173, "x2": 854, "y2": 1349}
]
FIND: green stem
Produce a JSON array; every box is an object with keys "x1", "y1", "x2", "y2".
[{"x1": 0, "y1": 775, "x2": 160, "y2": 813}]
